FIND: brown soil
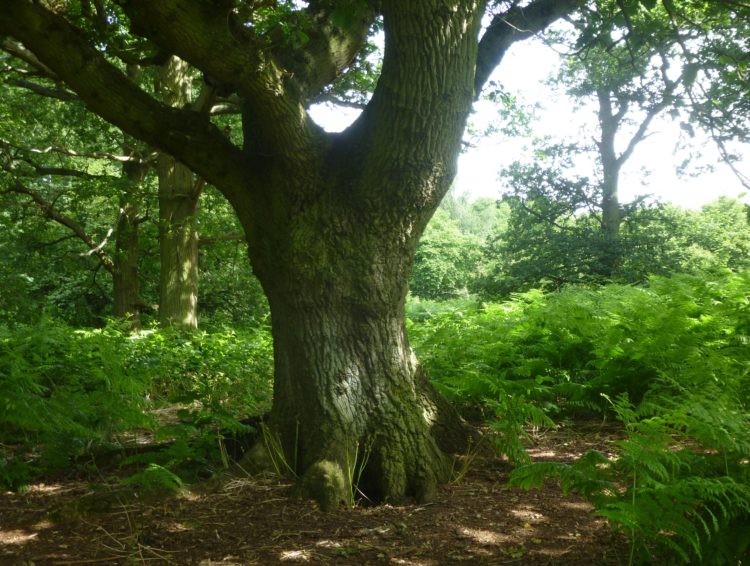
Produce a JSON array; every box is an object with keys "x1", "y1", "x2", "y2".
[{"x1": 0, "y1": 423, "x2": 629, "y2": 565}]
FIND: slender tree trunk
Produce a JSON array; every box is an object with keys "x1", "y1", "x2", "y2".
[
  {"x1": 112, "y1": 64, "x2": 149, "y2": 328},
  {"x1": 157, "y1": 157, "x2": 199, "y2": 329},
  {"x1": 112, "y1": 162, "x2": 145, "y2": 327},
  {"x1": 597, "y1": 88, "x2": 623, "y2": 277},
  {"x1": 156, "y1": 57, "x2": 200, "y2": 330}
]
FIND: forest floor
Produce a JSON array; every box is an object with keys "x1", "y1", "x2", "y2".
[{"x1": 1, "y1": 422, "x2": 630, "y2": 565}]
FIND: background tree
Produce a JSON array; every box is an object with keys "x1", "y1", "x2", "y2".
[
  {"x1": 658, "y1": 0, "x2": 750, "y2": 189},
  {"x1": 0, "y1": 51, "x2": 262, "y2": 329},
  {"x1": 410, "y1": 208, "x2": 483, "y2": 300},
  {"x1": 0, "y1": 52, "x2": 155, "y2": 325},
  {"x1": 488, "y1": 2, "x2": 686, "y2": 285}
]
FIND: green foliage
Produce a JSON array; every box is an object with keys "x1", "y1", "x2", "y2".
[
  {"x1": 197, "y1": 188, "x2": 270, "y2": 328},
  {"x1": 134, "y1": 325, "x2": 273, "y2": 415},
  {"x1": 409, "y1": 271, "x2": 750, "y2": 463},
  {"x1": 121, "y1": 463, "x2": 184, "y2": 494},
  {"x1": 410, "y1": 209, "x2": 483, "y2": 300},
  {"x1": 0, "y1": 317, "x2": 151, "y2": 489},
  {"x1": 0, "y1": 318, "x2": 274, "y2": 490},
  {"x1": 450, "y1": 269, "x2": 750, "y2": 564},
  {"x1": 121, "y1": 325, "x2": 273, "y2": 482},
  {"x1": 410, "y1": 193, "x2": 508, "y2": 300},
  {"x1": 411, "y1": 269, "x2": 750, "y2": 563},
  {"x1": 480, "y1": 191, "x2": 750, "y2": 296},
  {"x1": 510, "y1": 392, "x2": 750, "y2": 564}
]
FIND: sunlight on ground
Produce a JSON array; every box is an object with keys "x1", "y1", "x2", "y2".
[
  {"x1": 390, "y1": 558, "x2": 439, "y2": 566},
  {"x1": 0, "y1": 515, "x2": 55, "y2": 548},
  {"x1": 0, "y1": 529, "x2": 38, "y2": 545},
  {"x1": 280, "y1": 549, "x2": 312, "y2": 561},
  {"x1": 526, "y1": 449, "x2": 558, "y2": 458},
  {"x1": 458, "y1": 526, "x2": 510, "y2": 545},
  {"x1": 25, "y1": 483, "x2": 64, "y2": 495},
  {"x1": 559, "y1": 500, "x2": 593, "y2": 511},
  {"x1": 33, "y1": 520, "x2": 53, "y2": 531},
  {"x1": 165, "y1": 522, "x2": 195, "y2": 533},
  {"x1": 510, "y1": 508, "x2": 546, "y2": 523},
  {"x1": 315, "y1": 539, "x2": 343, "y2": 549},
  {"x1": 537, "y1": 545, "x2": 577, "y2": 557}
]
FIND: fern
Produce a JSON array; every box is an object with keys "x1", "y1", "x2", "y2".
[{"x1": 121, "y1": 463, "x2": 184, "y2": 494}]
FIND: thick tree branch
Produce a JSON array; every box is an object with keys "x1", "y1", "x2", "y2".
[
  {"x1": 617, "y1": 56, "x2": 678, "y2": 168},
  {"x1": 4, "y1": 78, "x2": 78, "y2": 102},
  {"x1": 0, "y1": 0, "x2": 251, "y2": 208},
  {"x1": 474, "y1": 0, "x2": 583, "y2": 97},
  {"x1": 0, "y1": 137, "x2": 150, "y2": 166},
  {"x1": 291, "y1": 0, "x2": 375, "y2": 99},
  {"x1": 1, "y1": 38, "x2": 57, "y2": 77},
  {"x1": 118, "y1": 0, "x2": 321, "y2": 159},
  {"x1": 616, "y1": 104, "x2": 665, "y2": 169}
]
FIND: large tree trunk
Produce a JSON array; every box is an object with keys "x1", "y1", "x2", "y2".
[
  {"x1": 246, "y1": 204, "x2": 473, "y2": 509},
  {"x1": 241, "y1": 140, "x2": 477, "y2": 510},
  {"x1": 1, "y1": 0, "x2": 583, "y2": 512},
  {"x1": 231, "y1": 0, "x2": 485, "y2": 510},
  {"x1": 156, "y1": 57, "x2": 200, "y2": 330}
]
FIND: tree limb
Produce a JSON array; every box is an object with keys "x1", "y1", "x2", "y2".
[
  {"x1": 0, "y1": 137, "x2": 152, "y2": 168},
  {"x1": 4, "y1": 78, "x2": 78, "y2": 102},
  {"x1": 1, "y1": 38, "x2": 57, "y2": 77},
  {"x1": 0, "y1": 0, "x2": 251, "y2": 209},
  {"x1": 4, "y1": 182, "x2": 116, "y2": 274},
  {"x1": 117, "y1": 0, "x2": 321, "y2": 158},
  {"x1": 518, "y1": 200, "x2": 581, "y2": 233},
  {"x1": 290, "y1": 0, "x2": 375, "y2": 99},
  {"x1": 474, "y1": 0, "x2": 584, "y2": 97},
  {"x1": 616, "y1": 55, "x2": 678, "y2": 168}
]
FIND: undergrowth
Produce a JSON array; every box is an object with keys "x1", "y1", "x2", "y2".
[
  {"x1": 409, "y1": 270, "x2": 749, "y2": 564},
  {"x1": 0, "y1": 320, "x2": 273, "y2": 491},
  {"x1": 2, "y1": 270, "x2": 748, "y2": 563}
]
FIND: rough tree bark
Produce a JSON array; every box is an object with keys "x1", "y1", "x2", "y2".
[
  {"x1": 230, "y1": 1, "x2": 486, "y2": 508},
  {"x1": 156, "y1": 57, "x2": 200, "y2": 330},
  {"x1": 112, "y1": 143, "x2": 147, "y2": 327},
  {"x1": 0, "y1": 0, "x2": 579, "y2": 509}
]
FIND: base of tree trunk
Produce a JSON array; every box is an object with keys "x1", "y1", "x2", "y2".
[{"x1": 239, "y1": 376, "x2": 478, "y2": 511}]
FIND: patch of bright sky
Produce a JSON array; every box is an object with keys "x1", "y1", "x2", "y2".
[{"x1": 309, "y1": 36, "x2": 749, "y2": 210}]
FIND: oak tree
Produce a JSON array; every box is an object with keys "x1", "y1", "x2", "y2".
[{"x1": 0, "y1": 0, "x2": 579, "y2": 508}]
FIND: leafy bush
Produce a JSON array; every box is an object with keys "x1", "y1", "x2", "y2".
[
  {"x1": 509, "y1": 391, "x2": 750, "y2": 564},
  {"x1": 410, "y1": 209, "x2": 484, "y2": 300},
  {"x1": 409, "y1": 271, "x2": 750, "y2": 419},
  {"x1": 0, "y1": 318, "x2": 151, "y2": 488},
  {"x1": 130, "y1": 326, "x2": 273, "y2": 417},
  {"x1": 0, "y1": 319, "x2": 274, "y2": 490},
  {"x1": 125, "y1": 326, "x2": 273, "y2": 480}
]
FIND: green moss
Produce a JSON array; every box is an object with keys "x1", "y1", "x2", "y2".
[{"x1": 299, "y1": 459, "x2": 349, "y2": 512}]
